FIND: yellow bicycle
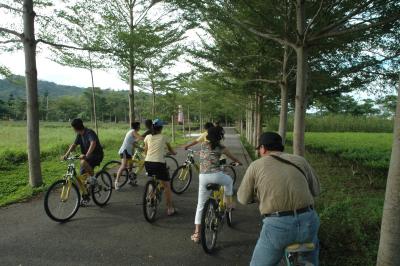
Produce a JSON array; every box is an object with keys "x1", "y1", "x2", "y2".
[
  {"x1": 142, "y1": 174, "x2": 164, "y2": 223},
  {"x1": 102, "y1": 147, "x2": 178, "y2": 189},
  {"x1": 200, "y1": 181, "x2": 234, "y2": 253},
  {"x1": 44, "y1": 155, "x2": 112, "y2": 222}
]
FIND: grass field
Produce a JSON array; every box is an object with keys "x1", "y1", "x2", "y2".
[
  {"x1": 287, "y1": 132, "x2": 393, "y2": 172},
  {"x1": 0, "y1": 121, "x2": 189, "y2": 206},
  {"x1": 240, "y1": 132, "x2": 390, "y2": 265}
]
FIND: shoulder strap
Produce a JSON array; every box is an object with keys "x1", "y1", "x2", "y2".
[{"x1": 269, "y1": 154, "x2": 311, "y2": 189}]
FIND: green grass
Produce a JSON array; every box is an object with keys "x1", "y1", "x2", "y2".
[
  {"x1": 264, "y1": 115, "x2": 394, "y2": 133},
  {"x1": 0, "y1": 121, "x2": 188, "y2": 206},
  {"x1": 286, "y1": 132, "x2": 393, "y2": 172},
  {"x1": 240, "y1": 134, "x2": 385, "y2": 265}
]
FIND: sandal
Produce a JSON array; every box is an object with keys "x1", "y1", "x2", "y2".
[
  {"x1": 191, "y1": 232, "x2": 200, "y2": 243},
  {"x1": 167, "y1": 208, "x2": 178, "y2": 216}
]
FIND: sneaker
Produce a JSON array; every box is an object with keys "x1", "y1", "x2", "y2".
[{"x1": 80, "y1": 194, "x2": 90, "y2": 207}]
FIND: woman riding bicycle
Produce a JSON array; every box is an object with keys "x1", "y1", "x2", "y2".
[
  {"x1": 144, "y1": 119, "x2": 178, "y2": 216},
  {"x1": 115, "y1": 122, "x2": 144, "y2": 190},
  {"x1": 191, "y1": 127, "x2": 242, "y2": 243}
]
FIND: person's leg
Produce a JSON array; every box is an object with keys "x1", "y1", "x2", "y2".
[
  {"x1": 250, "y1": 217, "x2": 295, "y2": 266},
  {"x1": 116, "y1": 157, "x2": 127, "y2": 183},
  {"x1": 161, "y1": 180, "x2": 173, "y2": 209},
  {"x1": 297, "y1": 210, "x2": 320, "y2": 266},
  {"x1": 80, "y1": 159, "x2": 94, "y2": 176},
  {"x1": 193, "y1": 173, "x2": 211, "y2": 241}
]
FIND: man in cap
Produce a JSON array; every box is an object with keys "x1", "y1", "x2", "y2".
[{"x1": 237, "y1": 132, "x2": 321, "y2": 266}]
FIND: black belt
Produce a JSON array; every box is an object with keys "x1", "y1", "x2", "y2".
[{"x1": 263, "y1": 205, "x2": 313, "y2": 218}]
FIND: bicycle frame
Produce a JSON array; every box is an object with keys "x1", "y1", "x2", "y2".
[
  {"x1": 185, "y1": 150, "x2": 199, "y2": 171},
  {"x1": 61, "y1": 158, "x2": 89, "y2": 200}
]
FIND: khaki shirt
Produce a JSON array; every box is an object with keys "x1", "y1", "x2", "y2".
[
  {"x1": 237, "y1": 152, "x2": 320, "y2": 215},
  {"x1": 144, "y1": 134, "x2": 168, "y2": 163}
]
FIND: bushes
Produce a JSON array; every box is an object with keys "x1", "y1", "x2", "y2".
[{"x1": 265, "y1": 115, "x2": 393, "y2": 133}]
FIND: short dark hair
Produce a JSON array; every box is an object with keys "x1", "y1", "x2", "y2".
[
  {"x1": 204, "y1": 122, "x2": 214, "y2": 130},
  {"x1": 131, "y1": 122, "x2": 140, "y2": 130},
  {"x1": 145, "y1": 119, "x2": 152, "y2": 129},
  {"x1": 71, "y1": 118, "x2": 84, "y2": 131}
]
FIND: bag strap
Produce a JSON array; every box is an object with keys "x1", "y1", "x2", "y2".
[{"x1": 269, "y1": 154, "x2": 311, "y2": 192}]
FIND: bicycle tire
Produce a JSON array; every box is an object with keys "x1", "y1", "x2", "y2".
[
  {"x1": 103, "y1": 160, "x2": 129, "y2": 188},
  {"x1": 143, "y1": 180, "x2": 158, "y2": 223},
  {"x1": 201, "y1": 199, "x2": 218, "y2": 254},
  {"x1": 91, "y1": 170, "x2": 113, "y2": 207},
  {"x1": 44, "y1": 179, "x2": 80, "y2": 223},
  {"x1": 223, "y1": 165, "x2": 237, "y2": 186},
  {"x1": 165, "y1": 155, "x2": 179, "y2": 174},
  {"x1": 171, "y1": 165, "x2": 192, "y2": 194}
]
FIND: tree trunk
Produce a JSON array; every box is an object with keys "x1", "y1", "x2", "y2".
[
  {"x1": 293, "y1": 0, "x2": 308, "y2": 156},
  {"x1": 279, "y1": 45, "x2": 289, "y2": 144},
  {"x1": 171, "y1": 114, "x2": 175, "y2": 143},
  {"x1": 152, "y1": 83, "x2": 156, "y2": 117},
  {"x1": 128, "y1": 5, "x2": 135, "y2": 125},
  {"x1": 199, "y1": 98, "x2": 203, "y2": 132},
  {"x1": 23, "y1": 0, "x2": 42, "y2": 187},
  {"x1": 188, "y1": 106, "x2": 191, "y2": 137},
  {"x1": 88, "y1": 51, "x2": 98, "y2": 135},
  {"x1": 377, "y1": 77, "x2": 400, "y2": 266}
]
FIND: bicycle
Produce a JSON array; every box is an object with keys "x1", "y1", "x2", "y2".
[
  {"x1": 170, "y1": 149, "x2": 237, "y2": 194},
  {"x1": 284, "y1": 242, "x2": 316, "y2": 266},
  {"x1": 44, "y1": 155, "x2": 113, "y2": 222},
  {"x1": 102, "y1": 146, "x2": 178, "y2": 189},
  {"x1": 142, "y1": 174, "x2": 164, "y2": 223},
  {"x1": 200, "y1": 166, "x2": 238, "y2": 254}
]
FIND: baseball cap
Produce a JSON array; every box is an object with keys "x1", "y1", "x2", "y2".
[
  {"x1": 152, "y1": 118, "x2": 165, "y2": 127},
  {"x1": 256, "y1": 132, "x2": 284, "y2": 151}
]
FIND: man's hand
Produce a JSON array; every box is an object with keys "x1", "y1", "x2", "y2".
[
  {"x1": 79, "y1": 154, "x2": 86, "y2": 160},
  {"x1": 184, "y1": 145, "x2": 189, "y2": 150},
  {"x1": 61, "y1": 155, "x2": 67, "y2": 161}
]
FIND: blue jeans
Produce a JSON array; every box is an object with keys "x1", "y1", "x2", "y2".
[{"x1": 250, "y1": 210, "x2": 320, "y2": 266}]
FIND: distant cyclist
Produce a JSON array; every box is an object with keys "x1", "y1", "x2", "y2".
[
  {"x1": 62, "y1": 118, "x2": 104, "y2": 205},
  {"x1": 142, "y1": 119, "x2": 153, "y2": 138},
  {"x1": 184, "y1": 122, "x2": 214, "y2": 150},
  {"x1": 115, "y1": 122, "x2": 144, "y2": 190},
  {"x1": 144, "y1": 119, "x2": 178, "y2": 216},
  {"x1": 191, "y1": 126, "x2": 242, "y2": 243}
]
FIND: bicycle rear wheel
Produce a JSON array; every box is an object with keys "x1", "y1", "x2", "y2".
[
  {"x1": 44, "y1": 179, "x2": 80, "y2": 223},
  {"x1": 201, "y1": 199, "x2": 218, "y2": 254},
  {"x1": 223, "y1": 165, "x2": 237, "y2": 185},
  {"x1": 143, "y1": 180, "x2": 158, "y2": 223},
  {"x1": 92, "y1": 171, "x2": 113, "y2": 206},
  {"x1": 171, "y1": 165, "x2": 192, "y2": 194},
  {"x1": 165, "y1": 155, "x2": 178, "y2": 175}
]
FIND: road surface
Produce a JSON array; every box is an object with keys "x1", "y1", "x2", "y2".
[{"x1": 0, "y1": 128, "x2": 262, "y2": 266}]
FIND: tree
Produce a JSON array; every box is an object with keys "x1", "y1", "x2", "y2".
[{"x1": 377, "y1": 77, "x2": 400, "y2": 265}]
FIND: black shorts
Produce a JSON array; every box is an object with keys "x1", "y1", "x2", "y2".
[
  {"x1": 144, "y1": 161, "x2": 170, "y2": 181},
  {"x1": 119, "y1": 149, "x2": 132, "y2": 159},
  {"x1": 85, "y1": 153, "x2": 103, "y2": 168}
]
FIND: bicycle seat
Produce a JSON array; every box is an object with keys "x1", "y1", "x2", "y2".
[
  {"x1": 206, "y1": 183, "x2": 221, "y2": 191},
  {"x1": 285, "y1": 243, "x2": 315, "y2": 253}
]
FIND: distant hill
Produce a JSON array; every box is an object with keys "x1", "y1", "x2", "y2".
[{"x1": 0, "y1": 75, "x2": 85, "y2": 100}]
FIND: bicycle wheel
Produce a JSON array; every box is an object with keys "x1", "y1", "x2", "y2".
[
  {"x1": 165, "y1": 155, "x2": 179, "y2": 175},
  {"x1": 226, "y1": 209, "x2": 233, "y2": 227},
  {"x1": 223, "y1": 166, "x2": 237, "y2": 186},
  {"x1": 201, "y1": 199, "x2": 218, "y2": 254},
  {"x1": 171, "y1": 165, "x2": 192, "y2": 194},
  {"x1": 44, "y1": 179, "x2": 80, "y2": 223},
  {"x1": 103, "y1": 160, "x2": 129, "y2": 188},
  {"x1": 91, "y1": 170, "x2": 113, "y2": 207},
  {"x1": 143, "y1": 180, "x2": 158, "y2": 223}
]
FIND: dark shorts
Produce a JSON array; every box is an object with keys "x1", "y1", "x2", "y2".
[
  {"x1": 119, "y1": 149, "x2": 132, "y2": 159},
  {"x1": 144, "y1": 161, "x2": 170, "y2": 181}
]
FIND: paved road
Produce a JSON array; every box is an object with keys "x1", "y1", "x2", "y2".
[{"x1": 0, "y1": 128, "x2": 261, "y2": 266}]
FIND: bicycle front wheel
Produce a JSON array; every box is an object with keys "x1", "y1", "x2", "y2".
[
  {"x1": 165, "y1": 155, "x2": 178, "y2": 175},
  {"x1": 223, "y1": 166, "x2": 237, "y2": 186},
  {"x1": 103, "y1": 160, "x2": 129, "y2": 188},
  {"x1": 92, "y1": 171, "x2": 113, "y2": 207},
  {"x1": 44, "y1": 179, "x2": 80, "y2": 223},
  {"x1": 201, "y1": 199, "x2": 218, "y2": 254},
  {"x1": 143, "y1": 180, "x2": 158, "y2": 223},
  {"x1": 171, "y1": 165, "x2": 192, "y2": 194}
]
